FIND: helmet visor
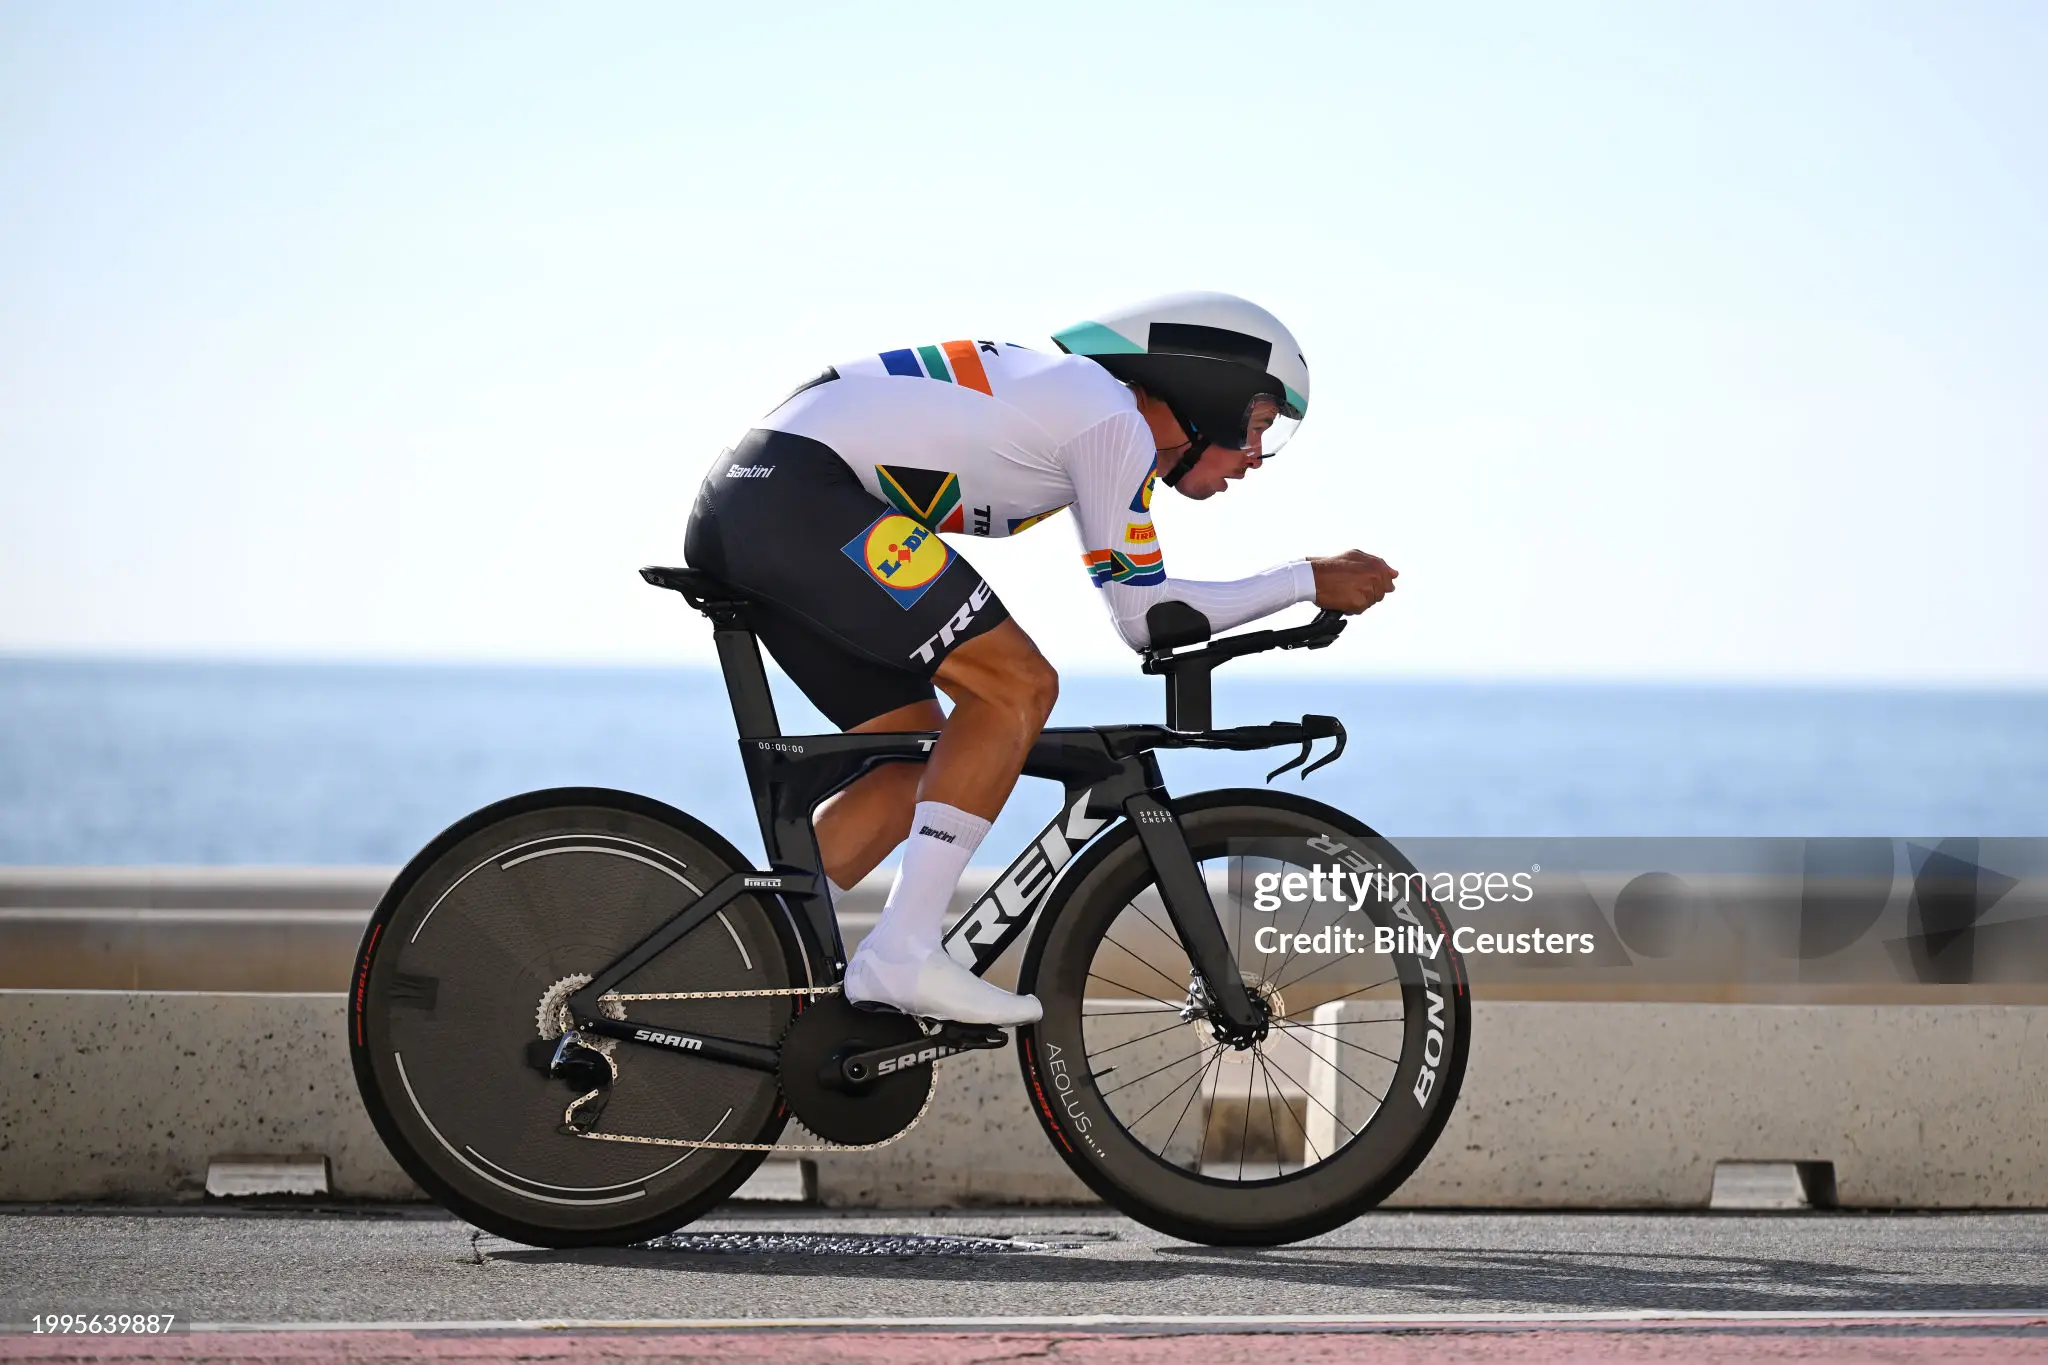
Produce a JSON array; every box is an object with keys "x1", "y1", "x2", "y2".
[{"x1": 1235, "y1": 395, "x2": 1300, "y2": 459}]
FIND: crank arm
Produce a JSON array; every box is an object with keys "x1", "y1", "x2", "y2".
[{"x1": 834, "y1": 1020, "x2": 1006, "y2": 1089}]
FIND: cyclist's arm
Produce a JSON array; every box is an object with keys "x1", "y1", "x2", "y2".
[{"x1": 1062, "y1": 413, "x2": 1316, "y2": 651}]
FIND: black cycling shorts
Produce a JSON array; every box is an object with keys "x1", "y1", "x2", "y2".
[{"x1": 683, "y1": 428, "x2": 1012, "y2": 730}]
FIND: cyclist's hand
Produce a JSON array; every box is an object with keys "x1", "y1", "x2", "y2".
[{"x1": 1309, "y1": 551, "x2": 1398, "y2": 614}]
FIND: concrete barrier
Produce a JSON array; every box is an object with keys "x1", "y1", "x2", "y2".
[
  {"x1": 0, "y1": 869, "x2": 929, "y2": 992},
  {"x1": 11, "y1": 852, "x2": 2047, "y2": 1002},
  {"x1": 6, "y1": 989, "x2": 2045, "y2": 1209},
  {"x1": 0, "y1": 991, "x2": 416, "y2": 1202}
]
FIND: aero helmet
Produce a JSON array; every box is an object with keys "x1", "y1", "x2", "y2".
[{"x1": 1052, "y1": 291, "x2": 1310, "y2": 486}]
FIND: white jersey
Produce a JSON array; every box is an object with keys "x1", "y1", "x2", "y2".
[{"x1": 760, "y1": 340, "x2": 1315, "y2": 650}]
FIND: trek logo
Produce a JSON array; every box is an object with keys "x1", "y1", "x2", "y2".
[
  {"x1": 918, "y1": 826, "x2": 957, "y2": 844},
  {"x1": 909, "y1": 579, "x2": 994, "y2": 665},
  {"x1": 942, "y1": 790, "x2": 1107, "y2": 971},
  {"x1": 632, "y1": 1027, "x2": 704, "y2": 1052},
  {"x1": 725, "y1": 464, "x2": 775, "y2": 479}
]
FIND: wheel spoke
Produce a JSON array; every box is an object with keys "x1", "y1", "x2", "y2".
[
  {"x1": 1287, "y1": 973, "x2": 1402, "y2": 1011},
  {"x1": 1126, "y1": 1042, "x2": 1222, "y2": 1136},
  {"x1": 1259, "y1": 1050, "x2": 1323, "y2": 1166},
  {"x1": 1254, "y1": 1044, "x2": 1376, "y2": 1132},
  {"x1": 1084, "y1": 1015, "x2": 1197, "y2": 1058},
  {"x1": 1118, "y1": 895, "x2": 1187, "y2": 969},
  {"x1": 1270, "y1": 1018, "x2": 1405, "y2": 1068},
  {"x1": 1195, "y1": 1048, "x2": 1220, "y2": 1173},
  {"x1": 1083, "y1": 970, "x2": 1185, "y2": 1012},
  {"x1": 1265, "y1": 873, "x2": 1321, "y2": 990},
  {"x1": 1157, "y1": 1044, "x2": 1221, "y2": 1159},
  {"x1": 1236, "y1": 1048, "x2": 1253, "y2": 1182},
  {"x1": 1100, "y1": 930, "x2": 1197, "y2": 998},
  {"x1": 1256, "y1": 1052, "x2": 1279, "y2": 1180},
  {"x1": 1096, "y1": 1042, "x2": 1219, "y2": 1100},
  {"x1": 1273, "y1": 950, "x2": 1401, "y2": 995}
]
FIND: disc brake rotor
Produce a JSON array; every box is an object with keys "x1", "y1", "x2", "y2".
[{"x1": 776, "y1": 994, "x2": 930, "y2": 1146}]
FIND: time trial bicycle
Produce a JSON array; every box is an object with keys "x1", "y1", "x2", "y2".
[{"x1": 349, "y1": 566, "x2": 1469, "y2": 1247}]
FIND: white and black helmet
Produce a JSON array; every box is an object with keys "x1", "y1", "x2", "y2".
[{"x1": 1052, "y1": 291, "x2": 1310, "y2": 485}]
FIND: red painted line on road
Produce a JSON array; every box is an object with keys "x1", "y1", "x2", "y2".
[{"x1": 7, "y1": 1321, "x2": 2048, "y2": 1364}]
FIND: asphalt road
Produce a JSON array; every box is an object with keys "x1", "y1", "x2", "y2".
[{"x1": 6, "y1": 1205, "x2": 2048, "y2": 1327}]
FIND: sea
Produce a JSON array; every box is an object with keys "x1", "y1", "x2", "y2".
[{"x1": 2, "y1": 657, "x2": 2044, "y2": 867}]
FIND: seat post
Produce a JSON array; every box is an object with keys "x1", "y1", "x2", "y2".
[
  {"x1": 638, "y1": 566, "x2": 782, "y2": 739},
  {"x1": 710, "y1": 617, "x2": 781, "y2": 739}
]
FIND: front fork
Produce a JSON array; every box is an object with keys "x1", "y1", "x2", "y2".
[{"x1": 1121, "y1": 793, "x2": 1263, "y2": 1036}]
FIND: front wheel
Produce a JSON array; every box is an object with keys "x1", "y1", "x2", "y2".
[{"x1": 1017, "y1": 789, "x2": 1470, "y2": 1245}]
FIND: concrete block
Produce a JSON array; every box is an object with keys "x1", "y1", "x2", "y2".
[
  {"x1": 1340, "y1": 1002, "x2": 2048, "y2": 1207},
  {"x1": 0, "y1": 990, "x2": 417, "y2": 1202},
  {"x1": 205, "y1": 1156, "x2": 331, "y2": 1198}
]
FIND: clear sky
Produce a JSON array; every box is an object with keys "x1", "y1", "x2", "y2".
[{"x1": 2, "y1": 2, "x2": 2042, "y2": 682}]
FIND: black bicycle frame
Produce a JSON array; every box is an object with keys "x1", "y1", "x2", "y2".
[{"x1": 568, "y1": 571, "x2": 1346, "y2": 1070}]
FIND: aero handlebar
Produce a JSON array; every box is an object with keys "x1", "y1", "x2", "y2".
[{"x1": 1138, "y1": 608, "x2": 1350, "y2": 733}]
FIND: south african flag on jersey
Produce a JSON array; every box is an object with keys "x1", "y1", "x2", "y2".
[
  {"x1": 875, "y1": 464, "x2": 965, "y2": 534},
  {"x1": 876, "y1": 340, "x2": 994, "y2": 395},
  {"x1": 1083, "y1": 546, "x2": 1166, "y2": 588}
]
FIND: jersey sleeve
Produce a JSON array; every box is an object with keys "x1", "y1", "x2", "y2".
[{"x1": 1058, "y1": 412, "x2": 1319, "y2": 651}]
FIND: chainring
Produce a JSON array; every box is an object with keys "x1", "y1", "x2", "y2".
[{"x1": 776, "y1": 994, "x2": 931, "y2": 1146}]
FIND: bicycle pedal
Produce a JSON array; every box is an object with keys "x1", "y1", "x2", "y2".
[{"x1": 929, "y1": 1020, "x2": 1008, "y2": 1050}]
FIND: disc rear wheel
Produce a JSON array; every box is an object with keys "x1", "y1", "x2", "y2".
[{"x1": 349, "y1": 788, "x2": 810, "y2": 1247}]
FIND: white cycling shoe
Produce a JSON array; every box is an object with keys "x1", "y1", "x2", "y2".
[{"x1": 843, "y1": 943, "x2": 1043, "y2": 1027}]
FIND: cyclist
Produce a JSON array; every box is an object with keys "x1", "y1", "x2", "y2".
[{"x1": 684, "y1": 292, "x2": 1397, "y2": 1026}]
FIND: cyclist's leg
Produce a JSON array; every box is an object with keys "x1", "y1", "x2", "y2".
[
  {"x1": 817, "y1": 699, "x2": 943, "y2": 887},
  {"x1": 924, "y1": 619, "x2": 1058, "y2": 819},
  {"x1": 685, "y1": 430, "x2": 1042, "y2": 1022},
  {"x1": 813, "y1": 621, "x2": 1057, "y2": 886},
  {"x1": 737, "y1": 603, "x2": 939, "y2": 886}
]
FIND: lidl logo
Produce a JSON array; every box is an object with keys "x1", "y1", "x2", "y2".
[
  {"x1": 842, "y1": 512, "x2": 954, "y2": 608},
  {"x1": 1129, "y1": 472, "x2": 1156, "y2": 514}
]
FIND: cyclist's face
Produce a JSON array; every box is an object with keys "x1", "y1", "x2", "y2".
[
  {"x1": 1169, "y1": 441, "x2": 1264, "y2": 500},
  {"x1": 1173, "y1": 398, "x2": 1280, "y2": 498}
]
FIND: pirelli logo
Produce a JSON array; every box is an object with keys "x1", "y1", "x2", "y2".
[{"x1": 1124, "y1": 522, "x2": 1157, "y2": 545}]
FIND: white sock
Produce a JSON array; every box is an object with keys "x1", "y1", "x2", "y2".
[{"x1": 862, "y1": 801, "x2": 989, "y2": 962}]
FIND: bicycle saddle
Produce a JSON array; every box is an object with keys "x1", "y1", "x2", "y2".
[
  {"x1": 640, "y1": 565, "x2": 734, "y2": 596},
  {"x1": 640, "y1": 565, "x2": 760, "y2": 620}
]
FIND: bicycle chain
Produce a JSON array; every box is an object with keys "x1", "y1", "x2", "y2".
[{"x1": 560, "y1": 984, "x2": 938, "y2": 1154}]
